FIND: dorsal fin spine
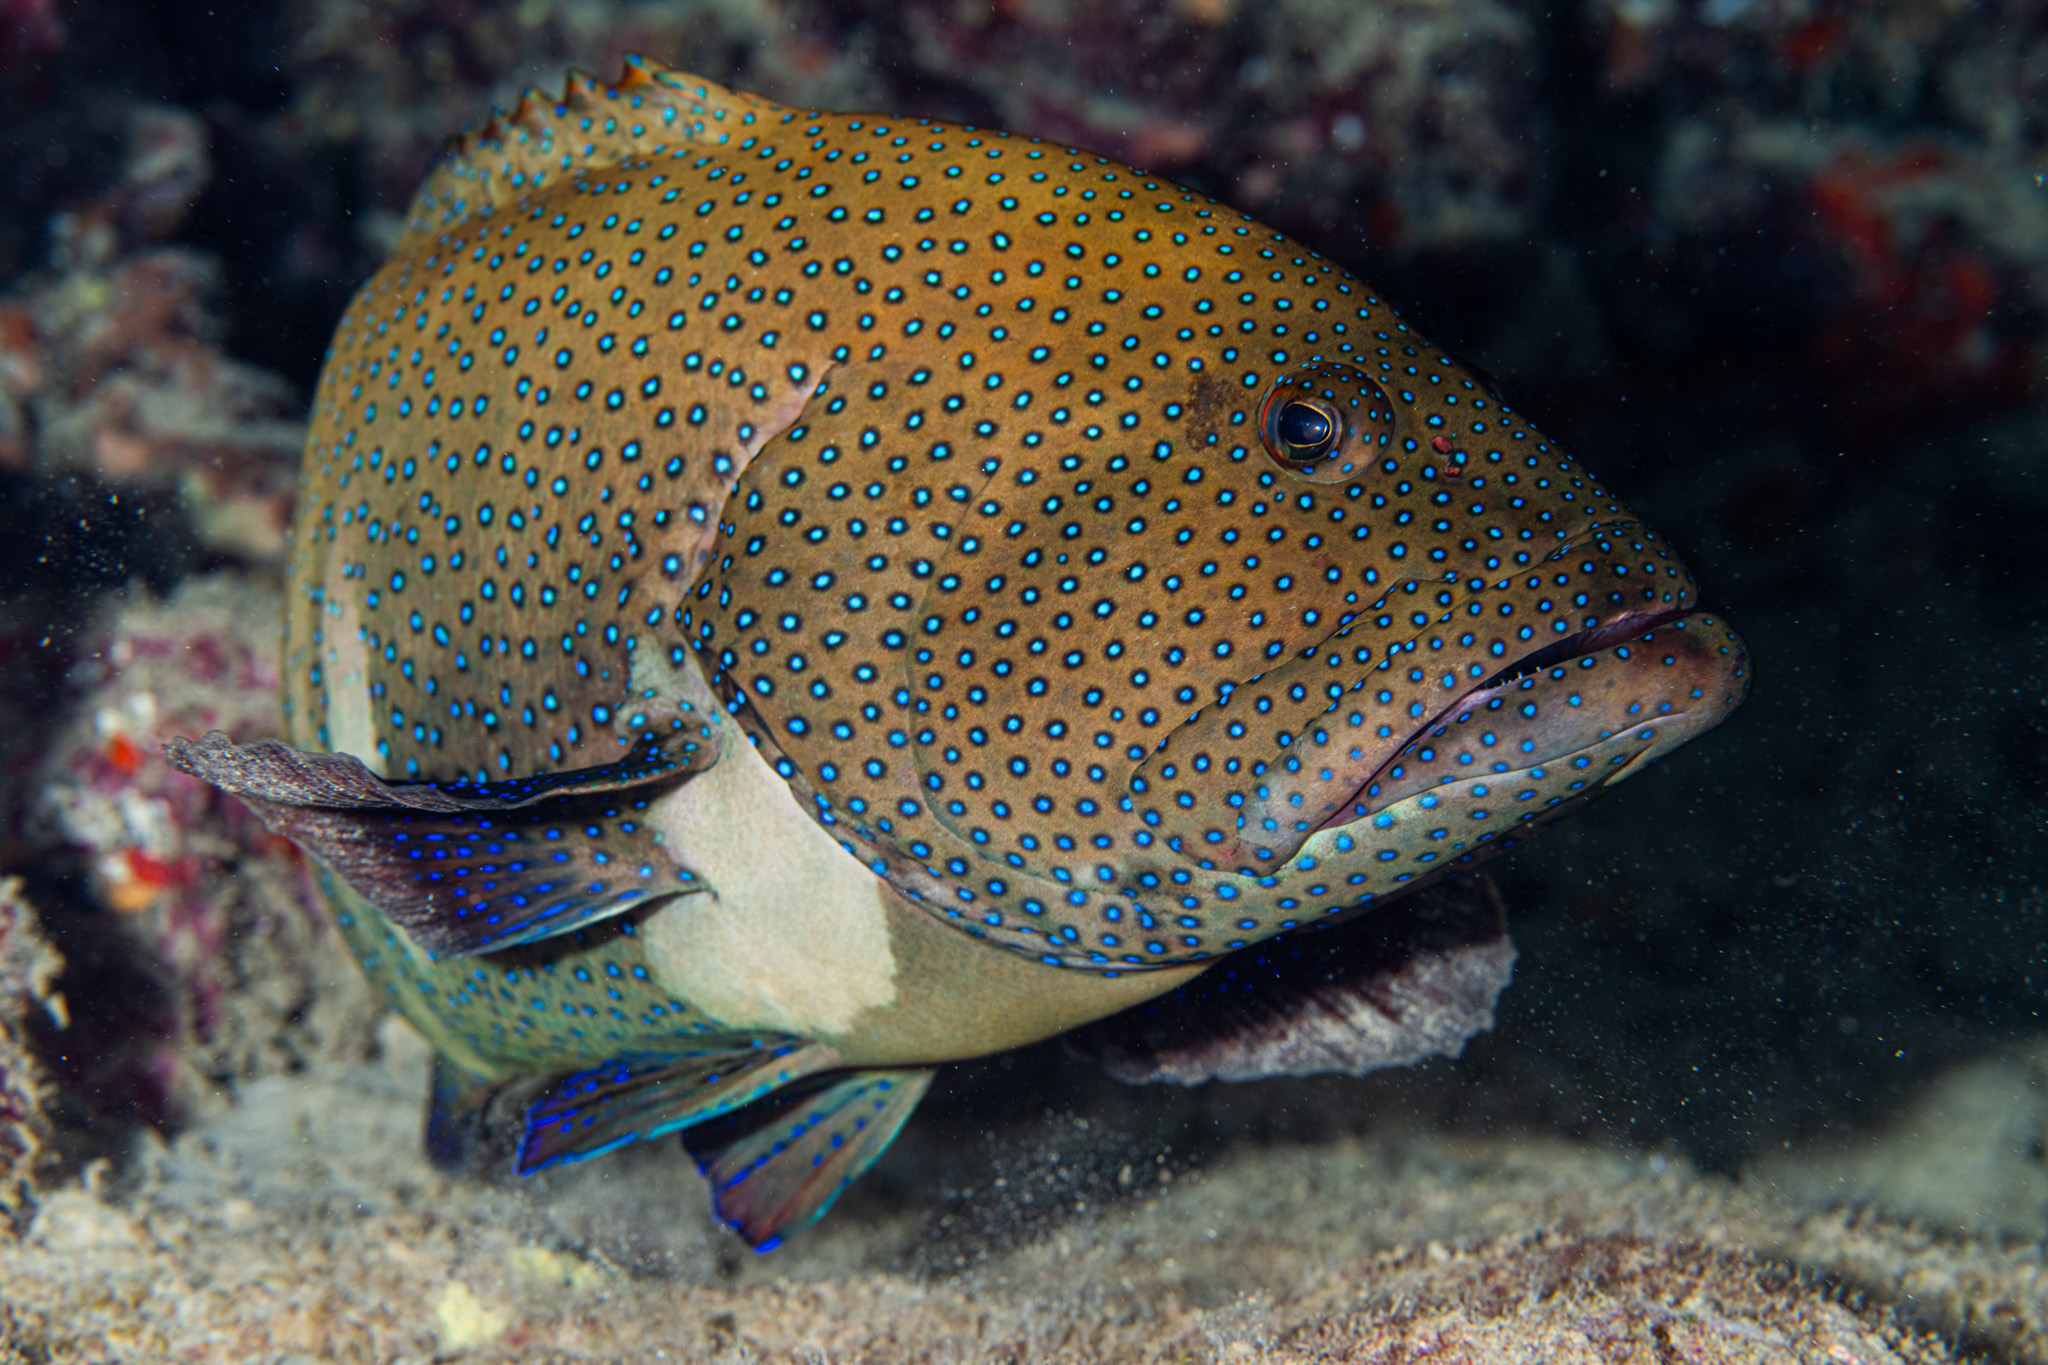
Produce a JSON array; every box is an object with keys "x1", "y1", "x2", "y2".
[{"x1": 399, "y1": 57, "x2": 783, "y2": 247}]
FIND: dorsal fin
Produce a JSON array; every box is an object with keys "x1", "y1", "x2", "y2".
[{"x1": 401, "y1": 57, "x2": 798, "y2": 247}]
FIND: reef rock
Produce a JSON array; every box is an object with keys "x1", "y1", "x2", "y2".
[
  {"x1": 0, "y1": 877, "x2": 62, "y2": 1231},
  {"x1": 31, "y1": 575, "x2": 376, "y2": 1121}
]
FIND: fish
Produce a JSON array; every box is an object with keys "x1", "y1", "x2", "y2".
[{"x1": 166, "y1": 58, "x2": 1749, "y2": 1251}]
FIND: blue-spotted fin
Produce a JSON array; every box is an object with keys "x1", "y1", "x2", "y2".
[{"x1": 165, "y1": 57, "x2": 1749, "y2": 1251}]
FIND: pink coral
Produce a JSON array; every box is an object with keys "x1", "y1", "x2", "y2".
[
  {"x1": 36, "y1": 575, "x2": 289, "y2": 988},
  {"x1": 31, "y1": 576, "x2": 374, "y2": 1115}
]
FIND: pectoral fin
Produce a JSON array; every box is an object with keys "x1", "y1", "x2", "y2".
[
  {"x1": 1066, "y1": 872, "x2": 1515, "y2": 1084},
  {"x1": 683, "y1": 1067, "x2": 935, "y2": 1252},
  {"x1": 164, "y1": 731, "x2": 708, "y2": 955}
]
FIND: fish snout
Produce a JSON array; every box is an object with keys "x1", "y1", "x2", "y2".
[
  {"x1": 1125, "y1": 516, "x2": 1729, "y2": 874},
  {"x1": 1345, "y1": 611, "x2": 1751, "y2": 834},
  {"x1": 1128, "y1": 605, "x2": 1748, "y2": 880}
]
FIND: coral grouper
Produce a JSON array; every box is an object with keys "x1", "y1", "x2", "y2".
[{"x1": 169, "y1": 59, "x2": 1749, "y2": 1249}]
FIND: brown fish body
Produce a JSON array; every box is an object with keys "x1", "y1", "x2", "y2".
[{"x1": 170, "y1": 60, "x2": 1746, "y2": 1247}]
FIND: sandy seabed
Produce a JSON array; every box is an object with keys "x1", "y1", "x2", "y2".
[{"x1": 4, "y1": 1016, "x2": 2044, "y2": 1364}]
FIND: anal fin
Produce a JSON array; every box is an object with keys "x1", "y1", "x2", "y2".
[
  {"x1": 683, "y1": 1067, "x2": 935, "y2": 1253},
  {"x1": 163, "y1": 731, "x2": 709, "y2": 955},
  {"x1": 517, "y1": 1040, "x2": 837, "y2": 1172}
]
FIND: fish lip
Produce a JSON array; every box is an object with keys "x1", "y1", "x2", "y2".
[
  {"x1": 1307, "y1": 605, "x2": 1706, "y2": 842},
  {"x1": 1467, "y1": 606, "x2": 1698, "y2": 695}
]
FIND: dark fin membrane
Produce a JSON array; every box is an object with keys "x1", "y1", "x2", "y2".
[
  {"x1": 1066, "y1": 872, "x2": 1515, "y2": 1084},
  {"x1": 683, "y1": 1067, "x2": 935, "y2": 1253},
  {"x1": 163, "y1": 731, "x2": 705, "y2": 956},
  {"x1": 426, "y1": 1053, "x2": 501, "y2": 1174},
  {"x1": 163, "y1": 729, "x2": 702, "y2": 812},
  {"x1": 517, "y1": 1041, "x2": 838, "y2": 1173}
]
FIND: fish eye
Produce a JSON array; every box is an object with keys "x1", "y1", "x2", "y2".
[
  {"x1": 1274, "y1": 400, "x2": 1335, "y2": 454},
  {"x1": 1256, "y1": 364, "x2": 1397, "y2": 482}
]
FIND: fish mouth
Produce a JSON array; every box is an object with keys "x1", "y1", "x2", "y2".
[
  {"x1": 1318, "y1": 606, "x2": 1750, "y2": 842},
  {"x1": 1470, "y1": 607, "x2": 1694, "y2": 693}
]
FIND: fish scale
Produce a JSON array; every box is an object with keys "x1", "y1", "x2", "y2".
[{"x1": 166, "y1": 58, "x2": 1749, "y2": 1250}]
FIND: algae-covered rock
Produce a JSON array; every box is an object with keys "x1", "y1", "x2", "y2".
[
  {"x1": 0, "y1": 876, "x2": 63, "y2": 1231},
  {"x1": 0, "y1": 103, "x2": 303, "y2": 562}
]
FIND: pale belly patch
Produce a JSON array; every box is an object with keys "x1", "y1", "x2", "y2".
[
  {"x1": 639, "y1": 719, "x2": 899, "y2": 1038},
  {"x1": 321, "y1": 565, "x2": 378, "y2": 774}
]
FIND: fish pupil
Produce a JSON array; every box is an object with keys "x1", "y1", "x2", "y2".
[{"x1": 1278, "y1": 401, "x2": 1335, "y2": 456}]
